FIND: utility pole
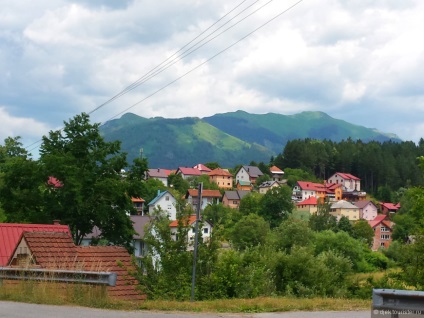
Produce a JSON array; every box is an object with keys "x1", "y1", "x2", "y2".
[{"x1": 191, "y1": 182, "x2": 203, "y2": 302}]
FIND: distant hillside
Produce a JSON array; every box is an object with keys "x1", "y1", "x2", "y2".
[{"x1": 100, "y1": 111, "x2": 401, "y2": 168}]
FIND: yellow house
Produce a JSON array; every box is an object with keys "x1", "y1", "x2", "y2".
[
  {"x1": 296, "y1": 196, "x2": 319, "y2": 214},
  {"x1": 330, "y1": 200, "x2": 359, "y2": 221},
  {"x1": 208, "y1": 168, "x2": 233, "y2": 190}
]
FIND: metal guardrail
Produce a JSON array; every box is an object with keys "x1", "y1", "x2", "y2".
[
  {"x1": 0, "y1": 267, "x2": 117, "y2": 286},
  {"x1": 372, "y1": 289, "x2": 424, "y2": 317}
]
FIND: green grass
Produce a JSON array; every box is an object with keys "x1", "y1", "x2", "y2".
[{"x1": 0, "y1": 280, "x2": 370, "y2": 312}]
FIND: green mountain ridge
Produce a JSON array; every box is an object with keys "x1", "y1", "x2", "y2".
[{"x1": 100, "y1": 111, "x2": 401, "y2": 168}]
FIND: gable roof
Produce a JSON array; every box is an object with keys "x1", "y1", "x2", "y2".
[
  {"x1": 193, "y1": 164, "x2": 212, "y2": 173},
  {"x1": 296, "y1": 181, "x2": 322, "y2": 191},
  {"x1": 354, "y1": 200, "x2": 377, "y2": 209},
  {"x1": 208, "y1": 168, "x2": 233, "y2": 177},
  {"x1": 331, "y1": 172, "x2": 360, "y2": 181},
  {"x1": 147, "y1": 168, "x2": 171, "y2": 178},
  {"x1": 186, "y1": 189, "x2": 222, "y2": 198},
  {"x1": 259, "y1": 181, "x2": 279, "y2": 188},
  {"x1": 239, "y1": 166, "x2": 264, "y2": 178},
  {"x1": 297, "y1": 196, "x2": 318, "y2": 206},
  {"x1": 380, "y1": 202, "x2": 401, "y2": 211},
  {"x1": 176, "y1": 167, "x2": 202, "y2": 176},
  {"x1": 130, "y1": 215, "x2": 152, "y2": 239},
  {"x1": 330, "y1": 200, "x2": 358, "y2": 209},
  {"x1": 368, "y1": 214, "x2": 390, "y2": 228},
  {"x1": 0, "y1": 223, "x2": 71, "y2": 267},
  {"x1": 224, "y1": 190, "x2": 250, "y2": 201},
  {"x1": 148, "y1": 190, "x2": 175, "y2": 206},
  {"x1": 131, "y1": 197, "x2": 145, "y2": 203},
  {"x1": 270, "y1": 166, "x2": 284, "y2": 174},
  {"x1": 237, "y1": 180, "x2": 252, "y2": 186},
  {"x1": 8, "y1": 231, "x2": 143, "y2": 300}
]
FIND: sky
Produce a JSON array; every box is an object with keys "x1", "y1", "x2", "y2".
[{"x1": 1, "y1": 0, "x2": 424, "y2": 152}]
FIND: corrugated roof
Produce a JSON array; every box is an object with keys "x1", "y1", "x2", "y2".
[
  {"x1": 0, "y1": 223, "x2": 71, "y2": 267},
  {"x1": 237, "y1": 180, "x2": 252, "y2": 186},
  {"x1": 296, "y1": 181, "x2": 322, "y2": 191},
  {"x1": 380, "y1": 202, "x2": 400, "y2": 210}
]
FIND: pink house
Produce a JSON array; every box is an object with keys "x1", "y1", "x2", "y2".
[{"x1": 354, "y1": 200, "x2": 378, "y2": 221}]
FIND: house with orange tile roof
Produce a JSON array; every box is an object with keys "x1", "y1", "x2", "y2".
[
  {"x1": 296, "y1": 196, "x2": 319, "y2": 214},
  {"x1": 270, "y1": 166, "x2": 285, "y2": 182},
  {"x1": 185, "y1": 189, "x2": 221, "y2": 211},
  {"x1": 131, "y1": 197, "x2": 145, "y2": 215},
  {"x1": 368, "y1": 215, "x2": 395, "y2": 251},
  {"x1": 208, "y1": 168, "x2": 233, "y2": 189},
  {"x1": 0, "y1": 222, "x2": 71, "y2": 267},
  {"x1": 6, "y1": 231, "x2": 144, "y2": 301},
  {"x1": 169, "y1": 215, "x2": 213, "y2": 250}
]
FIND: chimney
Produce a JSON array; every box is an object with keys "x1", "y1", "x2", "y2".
[
  {"x1": 157, "y1": 168, "x2": 160, "y2": 172},
  {"x1": 157, "y1": 190, "x2": 161, "y2": 196},
  {"x1": 53, "y1": 220, "x2": 60, "y2": 225}
]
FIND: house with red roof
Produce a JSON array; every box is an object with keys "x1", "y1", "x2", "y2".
[
  {"x1": 208, "y1": 168, "x2": 233, "y2": 189},
  {"x1": 176, "y1": 167, "x2": 202, "y2": 179},
  {"x1": 380, "y1": 202, "x2": 401, "y2": 215},
  {"x1": 169, "y1": 215, "x2": 212, "y2": 250},
  {"x1": 0, "y1": 222, "x2": 71, "y2": 267},
  {"x1": 292, "y1": 181, "x2": 322, "y2": 201},
  {"x1": 185, "y1": 189, "x2": 221, "y2": 211},
  {"x1": 327, "y1": 172, "x2": 361, "y2": 192},
  {"x1": 131, "y1": 197, "x2": 145, "y2": 215},
  {"x1": 296, "y1": 196, "x2": 319, "y2": 214},
  {"x1": 193, "y1": 164, "x2": 212, "y2": 174},
  {"x1": 6, "y1": 231, "x2": 143, "y2": 301},
  {"x1": 146, "y1": 168, "x2": 171, "y2": 187},
  {"x1": 368, "y1": 215, "x2": 395, "y2": 251}
]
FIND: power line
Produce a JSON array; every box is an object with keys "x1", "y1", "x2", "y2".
[{"x1": 102, "y1": 0, "x2": 305, "y2": 123}]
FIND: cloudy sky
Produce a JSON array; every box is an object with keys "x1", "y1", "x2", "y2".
[{"x1": 1, "y1": 0, "x2": 423, "y2": 152}]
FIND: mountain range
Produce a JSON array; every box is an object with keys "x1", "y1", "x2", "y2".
[{"x1": 100, "y1": 110, "x2": 401, "y2": 168}]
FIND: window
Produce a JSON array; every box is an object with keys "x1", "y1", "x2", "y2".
[
  {"x1": 167, "y1": 204, "x2": 172, "y2": 210},
  {"x1": 381, "y1": 234, "x2": 390, "y2": 240},
  {"x1": 233, "y1": 200, "x2": 238, "y2": 204},
  {"x1": 380, "y1": 242, "x2": 385, "y2": 248},
  {"x1": 381, "y1": 226, "x2": 389, "y2": 232},
  {"x1": 165, "y1": 196, "x2": 169, "y2": 201},
  {"x1": 203, "y1": 228, "x2": 209, "y2": 234}
]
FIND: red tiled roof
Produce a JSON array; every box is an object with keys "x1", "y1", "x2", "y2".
[
  {"x1": 208, "y1": 168, "x2": 232, "y2": 177},
  {"x1": 297, "y1": 196, "x2": 318, "y2": 206},
  {"x1": 131, "y1": 197, "x2": 145, "y2": 203},
  {"x1": 177, "y1": 167, "x2": 202, "y2": 176},
  {"x1": 296, "y1": 181, "x2": 322, "y2": 191},
  {"x1": 368, "y1": 214, "x2": 388, "y2": 228},
  {"x1": 169, "y1": 215, "x2": 197, "y2": 227},
  {"x1": 333, "y1": 172, "x2": 360, "y2": 180},
  {"x1": 47, "y1": 176, "x2": 63, "y2": 188},
  {"x1": 380, "y1": 202, "x2": 400, "y2": 211},
  {"x1": 0, "y1": 223, "x2": 71, "y2": 267},
  {"x1": 193, "y1": 164, "x2": 212, "y2": 173},
  {"x1": 77, "y1": 246, "x2": 144, "y2": 301},
  {"x1": 187, "y1": 189, "x2": 222, "y2": 198}
]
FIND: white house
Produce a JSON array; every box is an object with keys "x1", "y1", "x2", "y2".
[
  {"x1": 146, "y1": 168, "x2": 171, "y2": 187},
  {"x1": 185, "y1": 189, "x2": 221, "y2": 211},
  {"x1": 235, "y1": 165, "x2": 264, "y2": 184},
  {"x1": 169, "y1": 215, "x2": 213, "y2": 250},
  {"x1": 327, "y1": 172, "x2": 361, "y2": 192},
  {"x1": 148, "y1": 190, "x2": 177, "y2": 220}
]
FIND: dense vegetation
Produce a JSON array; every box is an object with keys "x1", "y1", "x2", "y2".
[{"x1": 2, "y1": 113, "x2": 424, "y2": 302}]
